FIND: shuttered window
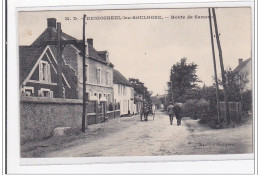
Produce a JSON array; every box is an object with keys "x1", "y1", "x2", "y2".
[
  {"x1": 96, "y1": 68, "x2": 101, "y2": 84},
  {"x1": 39, "y1": 60, "x2": 51, "y2": 82}
]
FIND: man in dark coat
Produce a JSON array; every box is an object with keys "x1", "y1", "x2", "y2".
[
  {"x1": 167, "y1": 102, "x2": 174, "y2": 125},
  {"x1": 173, "y1": 104, "x2": 182, "y2": 126}
]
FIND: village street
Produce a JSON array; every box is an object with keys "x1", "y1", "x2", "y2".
[{"x1": 37, "y1": 111, "x2": 253, "y2": 158}]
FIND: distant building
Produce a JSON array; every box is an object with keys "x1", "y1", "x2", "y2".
[
  {"x1": 233, "y1": 58, "x2": 252, "y2": 90},
  {"x1": 150, "y1": 95, "x2": 162, "y2": 109},
  {"x1": 20, "y1": 18, "x2": 114, "y2": 103},
  {"x1": 113, "y1": 69, "x2": 135, "y2": 116}
]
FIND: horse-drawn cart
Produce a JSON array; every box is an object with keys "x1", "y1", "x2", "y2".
[{"x1": 140, "y1": 104, "x2": 155, "y2": 121}]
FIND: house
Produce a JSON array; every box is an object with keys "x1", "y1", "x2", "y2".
[
  {"x1": 113, "y1": 69, "x2": 135, "y2": 116},
  {"x1": 233, "y1": 58, "x2": 252, "y2": 90},
  {"x1": 20, "y1": 18, "x2": 114, "y2": 104},
  {"x1": 19, "y1": 45, "x2": 78, "y2": 99}
]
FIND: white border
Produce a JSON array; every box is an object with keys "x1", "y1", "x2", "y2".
[{"x1": 5, "y1": 0, "x2": 256, "y2": 174}]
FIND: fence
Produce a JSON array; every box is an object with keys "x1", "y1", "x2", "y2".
[
  {"x1": 20, "y1": 96, "x2": 120, "y2": 143},
  {"x1": 219, "y1": 101, "x2": 242, "y2": 123},
  {"x1": 182, "y1": 99, "x2": 209, "y2": 119}
]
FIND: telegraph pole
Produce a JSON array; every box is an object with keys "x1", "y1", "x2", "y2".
[
  {"x1": 212, "y1": 8, "x2": 230, "y2": 125},
  {"x1": 208, "y1": 8, "x2": 221, "y2": 125},
  {"x1": 82, "y1": 14, "x2": 87, "y2": 132},
  {"x1": 57, "y1": 23, "x2": 63, "y2": 98}
]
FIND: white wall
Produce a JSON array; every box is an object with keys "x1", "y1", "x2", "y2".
[
  {"x1": 240, "y1": 59, "x2": 252, "y2": 90},
  {"x1": 113, "y1": 84, "x2": 134, "y2": 115}
]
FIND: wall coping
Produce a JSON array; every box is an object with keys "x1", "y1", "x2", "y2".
[{"x1": 20, "y1": 96, "x2": 83, "y2": 104}]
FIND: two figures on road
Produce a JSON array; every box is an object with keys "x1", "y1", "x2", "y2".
[{"x1": 167, "y1": 102, "x2": 182, "y2": 126}]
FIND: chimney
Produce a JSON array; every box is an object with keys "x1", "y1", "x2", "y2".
[
  {"x1": 47, "y1": 18, "x2": 57, "y2": 28},
  {"x1": 87, "y1": 38, "x2": 93, "y2": 46},
  {"x1": 238, "y1": 58, "x2": 243, "y2": 65}
]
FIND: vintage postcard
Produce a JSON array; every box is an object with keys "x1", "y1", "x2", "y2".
[{"x1": 18, "y1": 6, "x2": 253, "y2": 164}]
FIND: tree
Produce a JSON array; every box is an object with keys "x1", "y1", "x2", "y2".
[
  {"x1": 218, "y1": 67, "x2": 249, "y2": 102},
  {"x1": 218, "y1": 67, "x2": 251, "y2": 112},
  {"x1": 129, "y1": 78, "x2": 152, "y2": 102},
  {"x1": 169, "y1": 58, "x2": 201, "y2": 103}
]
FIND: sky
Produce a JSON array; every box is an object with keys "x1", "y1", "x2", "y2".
[{"x1": 18, "y1": 7, "x2": 252, "y2": 95}]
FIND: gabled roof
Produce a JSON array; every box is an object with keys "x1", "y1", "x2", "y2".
[
  {"x1": 19, "y1": 45, "x2": 74, "y2": 88},
  {"x1": 31, "y1": 27, "x2": 112, "y2": 65},
  {"x1": 19, "y1": 45, "x2": 47, "y2": 85},
  {"x1": 233, "y1": 58, "x2": 251, "y2": 73},
  {"x1": 113, "y1": 69, "x2": 132, "y2": 86}
]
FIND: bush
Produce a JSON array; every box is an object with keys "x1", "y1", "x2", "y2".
[
  {"x1": 199, "y1": 112, "x2": 225, "y2": 129},
  {"x1": 241, "y1": 90, "x2": 252, "y2": 112},
  {"x1": 183, "y1": 99, "x2": 209, "y2": 119}
]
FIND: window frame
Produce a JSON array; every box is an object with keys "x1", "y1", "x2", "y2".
[
  {"x1": 39, "y1": 60, "x2": 51, "y2": 83},
  {"x1": 96, "y1": 68, "x2": 102, "y2": 85},
  {"x1": 38, "y1": 88, "x2": 53, "y2": 98},
  {"x1": 85, "y1": 64, "x2": 89, "y2": 83},
  {"x1": 22, "y1": 86, "x2": 34, "y2": 96}
]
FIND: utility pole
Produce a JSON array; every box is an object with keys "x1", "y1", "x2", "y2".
[
  {"x1": 82, "y1": 14, "x2": 87, "y2": 132},
  {"x1": 208, "y1": 8, "x2": 221, "y2": 125},
  {"x1": 212, "y1": 8, "x2": 230, "y2": 125},
  {"x1": 42, "y1": 22, "x2": 83, "y2": 99},
  {"x1": 57, "y1": 23, "x2": 63, "y2": 98}
]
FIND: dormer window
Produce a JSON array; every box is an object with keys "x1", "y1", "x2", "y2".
[
  {"x1": 39, "y1": 60, "x2": 51, "y2": 82},
  {"x1": 106, "y1": 52, "x2": 109, "y2": 63}
]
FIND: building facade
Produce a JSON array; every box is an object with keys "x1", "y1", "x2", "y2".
[
  {"x1": 20, "y1": 18, "x2": 114, "y2": 104},
  {"x1": 19, "y1": 45, "x2": 78, "y2": 99},
  {"x1": 113, "y1": 69, "x2": 135, "y2": 116}
]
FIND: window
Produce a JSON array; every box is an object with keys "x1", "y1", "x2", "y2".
[
  {"x1": 94, "y1": 93, "x2": 97, "y2": 97},
  {"x1": 105, "y1": 71, "x2": 109, "y2": 85},
  {"x1": 22, "y1": 86, "x2": 34, "y2": 96},
  {"x1": 96, "y1": 68, "x2": 101, "y2": 84},
  {"x1": 106, "y1": 71, "x2": 111, "y2": 86},
  {"x1": 123, "y1": 86, "x2": 126, "y2": 96},
  {"x1": 85, "y1": 64, "x2": 89, "y2": 82},
  {"x1": 39, "y1": 60, "x2": 51, "y2": 82},
  {"x1": 38, "y1": 88, "x2": 53, "y2": 98},
  {"x1": 118, "y1": 84, "x2": 121, "y2": 95},
  {"x1": 99, "y1": 93, "x2": 102, "y2": 99}
]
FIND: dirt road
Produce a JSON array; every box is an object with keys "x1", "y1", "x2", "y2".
[
  {"x1": 45, "y1": 111, "x2": 190, "y2": 157},
  {"x1": 43, "y1": 111, "x2": 252, "y2": 157}
]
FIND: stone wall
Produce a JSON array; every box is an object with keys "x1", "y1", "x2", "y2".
[{"x1": 20, "y1": 96, "x2": 121, "y2": 143}]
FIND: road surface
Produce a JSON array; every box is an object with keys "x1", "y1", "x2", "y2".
[
  {"x1": 45, "y1": 111, "x2": 190, "y2": 157},
  {"x1": 43, "y1": 111, "x2": 252, "y2": 157}
]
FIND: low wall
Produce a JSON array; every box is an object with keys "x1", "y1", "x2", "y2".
[
  {"x1": 20, "y1": 97, "x2": 121, "y2": 143},
  {"x1": 107, "y1": 111, "x2": 114, "y2": 119}
]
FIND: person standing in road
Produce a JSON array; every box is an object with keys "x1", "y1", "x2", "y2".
[
  {"x1": 173, "y1": 103, "x2": 182, "y2": 126},
  {"x1": 167, "y1": 102, "x2": 174, "y2": 125},
  {"x1": 152, "y1": 104, "x2": 156, "y2": 120}
]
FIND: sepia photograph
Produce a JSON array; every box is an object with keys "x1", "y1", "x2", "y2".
[{"x1": 18, "y1": 7, "x2": 253, "y2": 159}]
